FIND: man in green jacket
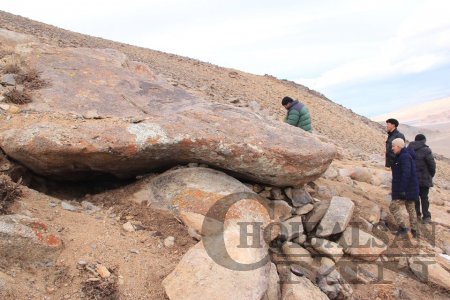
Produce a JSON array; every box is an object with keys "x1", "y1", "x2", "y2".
[{"x1": 281, "y1": 96, "x2": 312, "y2": 132}]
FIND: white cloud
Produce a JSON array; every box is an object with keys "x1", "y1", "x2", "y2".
[{"x1": 297, "y1": 1, "x2": 450, "y2": 90}]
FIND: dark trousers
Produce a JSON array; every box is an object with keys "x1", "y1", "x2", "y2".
[{"x1": 415, "y1": 187, "x2": 431, "y2": 219}]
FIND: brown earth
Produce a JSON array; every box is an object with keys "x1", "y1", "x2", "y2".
[{"x1": 1, "y1": 10, "x2": 450, "y2": 300}]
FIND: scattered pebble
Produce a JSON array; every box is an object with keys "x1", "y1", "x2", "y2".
[
  {"x1": 78, "y1": 260, "x2": 88, "y2": 266},
  {"x1": 164, "y1": 236, "x2": 175, "y2": 248},
  {"x1": 95, "y1": 264, "x2": 111, "y2": 278},
  {"x1": 123, "y1": 221, "x2": 135, "y2": 232},
  {"x1": 61, "y1": 201, "x2": 78, "y2": 212}
]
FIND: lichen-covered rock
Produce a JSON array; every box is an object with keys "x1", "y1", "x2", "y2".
[{"x1": 0, "y1": 35, "x2": 336, "y2": 187}]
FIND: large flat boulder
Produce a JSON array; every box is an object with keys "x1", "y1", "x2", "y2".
[
  {"x1": 163, "y1": 227, "x2": 270, "y2": 300},
  {"x1": 315, "y1": 196, "x2": 354, "y2": 237},
  {"x1": 0, "y1": 32, "x2": 336, "y2": 186},
  {"x1": 139, "y1": 167, "x2": 251, "y2": 213},
  {"x1": 409, "y1": 256, "x2": 450, "y2": 291},
  {"x1": 338, "y1": 226, "x2": 387, "y2": 261}
]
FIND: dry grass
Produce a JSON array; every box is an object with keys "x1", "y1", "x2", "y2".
[
  {"x1": 0, "y1": 175, "x2": 22, "y2": 214},
  {"x1": 82, "y1": 278, "x2": 120, "y2": 300},
  {"x1": 2, "y1": 55, "x2": 23, "y2": 74},
  {"x1": 3, "y1": 88, "x2": 32, "y2": 105},
  {"x1": 81, "y1": 265, "x2": 121, "y2": 300},
  {"x1": 1, "y1": 52, "x2": 48, "y2": 105},
  {"x1": 16, "y1": 67, "x2": 48, "y2": 90}
]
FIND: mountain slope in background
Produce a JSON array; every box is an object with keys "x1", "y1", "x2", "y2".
[
  {"x1": 372, "y1": 97, "x2": 450, "y2": 158},
  {"x1": 372, "y1": 97, "x2": 450, "y2": 127}
]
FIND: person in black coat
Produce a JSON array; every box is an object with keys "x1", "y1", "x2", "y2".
[
  {"x1": 407, "y1": 134, "x2": 436, "y2": 223},
  {"x1": 389, "y1": 138, "x2": 419, "y2": 237},
  {"x1": 385, "y1": 118, "x2": 405, "y2": 168}
]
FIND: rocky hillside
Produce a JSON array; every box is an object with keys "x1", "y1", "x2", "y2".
[{"x1": 1, "y1": 10, "x2": 450, "y2": 300}]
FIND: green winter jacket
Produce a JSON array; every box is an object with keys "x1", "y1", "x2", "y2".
[{"x1": 285, "y1": 100, "x2": 312, "y2": 132}]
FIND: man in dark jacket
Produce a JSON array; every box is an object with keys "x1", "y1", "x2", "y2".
[
  {"x1": 281, "y1": 96, "x2": 312, "y2": 132},
  {"x1": 389, "y1": 138, "x2": 419, "y2": 237},
  {"x1": 407, "y1": 134, "x2": 436, "y2": 223},
  {"x1": 385, "y1": 118, "x2": 405, "y2": 168}
]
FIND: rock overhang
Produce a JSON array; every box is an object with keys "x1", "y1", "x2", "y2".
[{"x1": 0, "y1": 31, "x2": 336, "y2": 187}]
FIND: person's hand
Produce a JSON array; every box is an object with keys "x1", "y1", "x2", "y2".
[{"x1": 399, "y1": 192, "x2": 406, "y2": 200}]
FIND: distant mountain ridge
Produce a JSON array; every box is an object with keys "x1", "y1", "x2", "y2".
[
  {"x1": 372, "y1": 97, "x2": 450, "y2": 127},
  {"x1": 372, "y1": 97, "x2": 450, "y2": 158}
]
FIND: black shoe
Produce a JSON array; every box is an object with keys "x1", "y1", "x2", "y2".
[
  {"x1": 422, "y1": 217, "x2": 431, "y2": 224},
  {"x1": 395, "y1": 227, "x2": 409, "y2": 237},
  {"x1": 411, "y1": 229, "x2": 419, "y2": 238}
]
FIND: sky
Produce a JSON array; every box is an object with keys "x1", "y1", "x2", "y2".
[{"x1": 2, "y1": 0, "x2": 450, "y2": 118}]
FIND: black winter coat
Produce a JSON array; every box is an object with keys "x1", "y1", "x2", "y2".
[
  {"x1": 385, "y1": 129, "x2": 405, "y2": 167},
  {"x1": 407, "y1": 140, "x2": 436, "y2": 187},
  {"x1": 391, "y1": 148, "x2": 419, "y2": 201}
]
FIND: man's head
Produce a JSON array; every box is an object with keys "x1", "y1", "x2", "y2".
[
  {"x1": 281, "y1": 96, "x2": 294, "y2": 109},
  {"x1": 386, "y1": 118, "x2": 399, "y2": 133},
  {"x1": 415, "y1": 134, "x2": 426, "y2": 142},
  {"x1": 392, "y1": 138, "x2": 405, "y2": 154}
]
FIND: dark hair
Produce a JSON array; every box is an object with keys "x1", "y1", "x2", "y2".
[
  {"x1": 415, "y1": 134, "x2": 426, "y2": 141},
  {"x1": 281, "y1": 96, "x2": 294, "y2": 106},
  {"x1": 386, "y1": 118, "x2": 399, "y2": 128}
]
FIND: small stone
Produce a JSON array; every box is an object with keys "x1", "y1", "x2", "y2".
[
  {"x1": 284, "y1": 187, "x2": 293, "y2": 200},
  {"x1": 252, "y1": 184, "x2": 264, "y2": 193},
  {"x1": 83, "y1": 110, "x2": 101, "y2": 119},
  {"x1": 151, "y1": 231, "x2": 163, "y2": 237},
  {"x1": 290, "y1": 265, "x2": 305, "y2": 277},
  {"x1": 129, "y1": 249, "x2": 140, "y2": 254},
  {"x1": 0, "y1": 103, "x2": 10, "y2": 111},
  {"x1": 294, "y1": 204, "x2": 314, "y2": 215},
  {"x1": 61, "y1": 201, "x2": 78, "y2": 212},
  {"x1": 95, "y1": 264, "x2": 111, "y2": 278},
  {"x1": 271, "y1": 187, "x2": 285, "y2": 200},
  {"x1": 123, "y1": 222, "x2": 135, "y2": 232},
  {"x1": 81, "y1": 201, "x2": 101, "y2": 212},
  {"x1": 164, "y1": 236, "x2": 175, "y2": 248},
  {"x1": 1, "y1": 74, "x2": 16, "y2": 86},
  {"x1": 78, "y1": 260, "x2": 88, "y2": 266}
]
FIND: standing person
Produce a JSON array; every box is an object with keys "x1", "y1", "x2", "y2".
[
  {"x1": 407, "y1": 134, "x2": 436, "y2": 223},
  {"x1": 281, "y1": 96, "x2": 312, "y2": 132},
  {"x1": 389, "y1": 138, "x2": 420, "y2": 237},
  {"x1": 385, "y1": 118, "x2": 405, "y2": 168}
]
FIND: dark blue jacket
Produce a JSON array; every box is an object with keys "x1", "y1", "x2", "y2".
[{"x1": 391, "y1": 148, "x2": 419, "y2": 201}]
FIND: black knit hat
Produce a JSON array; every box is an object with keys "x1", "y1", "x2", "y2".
[
  {"x1": 415, "y1": 134, "x2": 426, "y2": 141},
  {"x1": 281, "y1": 96, "x2": 294, "y2": 106}
]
